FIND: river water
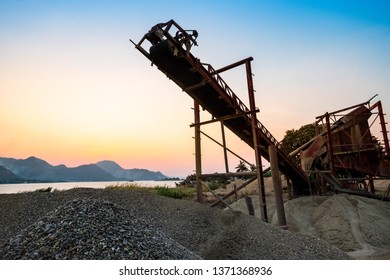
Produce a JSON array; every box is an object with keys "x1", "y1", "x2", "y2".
[{"x1": 0, "y1": 180, "x2": 180, "y2": 194}]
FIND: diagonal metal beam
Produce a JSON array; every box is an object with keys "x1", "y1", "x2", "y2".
[{"x1": 190, "y1": 109, "x2": 259, "y2": 127}]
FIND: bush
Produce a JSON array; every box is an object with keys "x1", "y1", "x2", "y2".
[
  {"x1": 106, "y1": 183, "x2": 144, "y2": 190},
  {"x1": 106, "y1": 183, "x2": 196, "y2": 200},
  {"x1": 34, "y1": 187, "x2": 52, "y2": 193},
  {"x1": 155, "y1": 187, "x2": 196, "y2": 199},
  {"x1": 208, "y1": 181, "x2": 222, "y2": 191}
]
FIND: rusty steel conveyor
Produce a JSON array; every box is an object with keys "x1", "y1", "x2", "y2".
[{"x1": 132, "y1": 20, "x2": 309, "y2": 193}]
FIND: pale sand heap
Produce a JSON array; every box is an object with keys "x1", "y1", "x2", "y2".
[{"x1": 228, "y1": 183, "x2": 390, "y2": 259}]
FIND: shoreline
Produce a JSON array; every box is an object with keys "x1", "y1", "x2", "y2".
[{"x1": 0, "y1": 180, "x2": 180, "y2": 194}]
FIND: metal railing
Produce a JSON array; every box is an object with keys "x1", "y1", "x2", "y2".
[{"x1": 202, "y1": 62, "x2": 288, "y2": 154}]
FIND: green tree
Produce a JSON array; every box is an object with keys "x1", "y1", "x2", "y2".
[
  {"x1": 372, "y1": 135, "x2": 386, "y2": 159},
  {"x1": 281, "y1": 123, "x2": 319, "y2": 154}
]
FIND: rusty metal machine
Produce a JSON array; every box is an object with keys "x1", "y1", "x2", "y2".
[
  {"x1": 298, "y1": 96, "x2": 390, "y2": 197},
  {"x1": 131, "y1": 20, "x2": 390, "y2": 202}
]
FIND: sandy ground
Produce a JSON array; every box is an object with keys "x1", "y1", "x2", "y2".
[{"x1": 207, "y1": 177, "x2": 390, "y2": 259}]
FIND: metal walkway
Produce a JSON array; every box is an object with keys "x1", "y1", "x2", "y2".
[{"x1": 132, "y1": 20, "x2": 309, "y2": 192}]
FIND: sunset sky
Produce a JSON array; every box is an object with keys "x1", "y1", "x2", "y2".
[{"x1": 1, "y1": 0, "x2": 390, "y2": 177}]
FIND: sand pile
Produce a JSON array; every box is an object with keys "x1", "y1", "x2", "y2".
[{"x1": 230, "y1": 193, "x2": 390, "y2": 259}]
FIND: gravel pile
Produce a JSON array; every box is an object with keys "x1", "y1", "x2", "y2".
[
  {"x1": 0, "y1": 188, "x2": 350, "y2": 260},
  {"x1": 0, "y1": 198, "x2": 201, "y2": 260}
]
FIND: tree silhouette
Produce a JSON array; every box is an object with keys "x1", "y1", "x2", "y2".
[
  {"x1": 281, "y1": 123, "x2": 318, "y2": 154},
  {"x1": 235, "y1": 160, "x2": 249, "y2": 173}
]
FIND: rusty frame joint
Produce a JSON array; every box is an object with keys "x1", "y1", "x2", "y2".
[
  {"x1": 190, "y1": 109, "x2": 259, "y2": 127},
  {"x1": 214, "y1": 57, "x2": 254, "y2": 75}
]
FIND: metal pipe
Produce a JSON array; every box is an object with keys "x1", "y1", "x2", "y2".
[
  {"x1": 374, "y1": 101, "x2": 390, "y2": 156},
  {"x1": 269, "y1": 145, "x2": 287, "y2": 229},
  {"x1": 245, "y1": 196, "x2": 255, "y2": 216},
  {"x1": 221, "y1": 121, "x2": 229, "y2": 173},
  {"x1": 245, "y1": 59, "x2": 267, "y2": 223},
  {"x1": 194, "y1": 101, "x2": 203, "y2": 202},
  {"x1": 211, "y1": 176, "x2": 257, "y2": 207},
  {"x1": 199, "y1": 130, "x2": 253, "y2": 166},
  {"x1": 189, "y1": 109, "x2": 259, "y2": 127},
  {"x1": 202, "y1": 182, "x2": 233, "y2": 210},
  {"x1": 325, "y1": 112, "x2": 336, "y2": 174},
  {"x1": 214, "y1": 57, "x2": 254, "y2": 74},
  {"x1": 315, "y1": 95, "x2": 377, "y2": 119},
  {"x1": 200, "y1": 171, "x2": 258, "y2": 178}
]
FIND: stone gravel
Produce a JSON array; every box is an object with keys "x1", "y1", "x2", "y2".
[
  {"x1": 0, "y1": 198, "x2": 201, "y2": 260},
  {"x1": 0, "y1": 188, "x2": 350, "y2": 260}
]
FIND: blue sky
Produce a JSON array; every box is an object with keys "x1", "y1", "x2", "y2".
[{"x1": 1, "y1": 0, "x2": 389, "y2": 176}]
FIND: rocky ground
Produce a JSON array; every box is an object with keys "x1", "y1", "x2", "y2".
[{"x1": 0, "y1": 188, "x2": 349, "y2": 260}]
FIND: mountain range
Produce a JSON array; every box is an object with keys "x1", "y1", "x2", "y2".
[{"x1": 0, "y1": 156, "x2": 167, "y2": 184}]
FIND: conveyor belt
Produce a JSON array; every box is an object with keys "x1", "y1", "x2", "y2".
[{"x1": 134, "y1": 21, "x2": 309, "y2": 192}]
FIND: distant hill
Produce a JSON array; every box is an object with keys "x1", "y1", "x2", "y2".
[
  {"x1": 96, "y1": 160, "x2": 167, "y2": 181},
  {"x1": 0, "y1": 156, "x2": 117, "y2": 182},
  {"x1": 0, "y1": 166, "x2": 25, "y2": 183},
  {"x1": 0, "y1": 156, "x2": 52, "y2": 181},
  {"x1": 0, "y1": 156, "x2": 168, "y2": 183},
  {"x1": 47, "y1": 164, "x2": 118, "y2": 182}
]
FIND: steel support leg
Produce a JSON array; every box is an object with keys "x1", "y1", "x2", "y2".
[
  {"x1": 221, "y1": 121, "x2": 229, "y2": 173},
  {"x1": 246, "y1": 59, "x2": 267, "y2": 222},
  {"x1": 194, "y1": 101, "x2": 203, "y2": 202},
  {"x1": 269, "y1": 145, "x2": 287, "y2": 229},
  {"x1": 325, "y1": 112, "x2": 335, "y2": 174}
]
